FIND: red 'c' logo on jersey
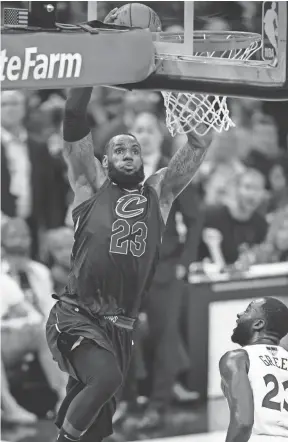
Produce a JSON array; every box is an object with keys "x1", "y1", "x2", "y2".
[{"x1": 115, "y1": 194, "x2": 147, "y2": 219}]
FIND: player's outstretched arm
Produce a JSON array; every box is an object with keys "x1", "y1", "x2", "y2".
[
  {"x1": 219, "y1": 350, "x2": 254, "y2": 442},
  {"x1": 63, "y1": 88, "x2": 106, "y2": 208},
  {"x1": 146, "y1": 128, "x2": 211, "y2": 223}
]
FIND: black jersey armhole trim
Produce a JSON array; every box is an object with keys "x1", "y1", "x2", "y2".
[{"x1": 145, "y1": 183, "x2": 165, "y2": 232}]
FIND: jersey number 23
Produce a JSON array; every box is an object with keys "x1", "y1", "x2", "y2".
[
  {"x1": 110, "y1": 219, "x2": 147, "y2": 257},
  {"x1": 262, "y1": 374, "x2": 288, "y2": 412}
]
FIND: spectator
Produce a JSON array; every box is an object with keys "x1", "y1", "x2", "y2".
[
  {"x1": 203, "y1": 163, "x2": 240, "y2": 206},
  {"x1": 1, "y1": 90, "x2": 62, "y2": 259},
  {"x1": 45, "y1": 227, "x2": 74, "y2": 293},
  {"x1": 94, "y1": 91, "x2": 173, "y2": 159},
  {"x1": 230, "y1": 98, "x2": 262, "y2": 131},
  {"x1": 40, "y1": 95, "x2": 71, "y2": 227},
  {"x1": 1, "y1": 217, "x2": 67, "y2": 414},
  {"x1": 135, "y1": 186, "x2": 202, "y2": 431},
  {"x1": 267, "y1": 158, "x2": 288, "y2": 213},
  {"x1": 196, "y1": 131, "x2": 246, "y2": 201},
  {"x1": 244, "y1": 114, "x2": 281, "y2": 183},
  {"x1": 198, "y1": 167, "x2": 268, "y2": 267},
  {"x1": 1, "y1": 271, "x2": 38, "y2": 425},
  {"x1": 90, "y1": 88, "x2": 127, "y2": 155},
  {"x1": 126, "y1": 113, "x2": 202, "y2": 430},
  {"x1": 0, "y1": 271, "x2": 66, "y2": 425},
  {"x1": 240, "y1": 205, "x2": 288, "y2": 265},
  {"x1": 266, "y1": 205, "x2": 288, "y2": 262},
  {"x1": 205, "y1": 131, "x2": 245, "y2": 171},
  {"x1": 1, "y1": 218, "x2": 55, "y2": 318},
  {"x1": 131, "y1": 110, "x2": 167, "y2": 177}
]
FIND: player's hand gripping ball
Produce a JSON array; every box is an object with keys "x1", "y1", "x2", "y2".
[{"x1": 104, "y1": 3, "x2": 162, "y2": 31}]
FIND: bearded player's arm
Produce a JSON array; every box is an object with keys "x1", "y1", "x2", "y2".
[
  {"x1": 63, "y1": 87, "x2": 106, "y2": 208},
  {"x1": 219, "y1": 350, "x2": 254, "y2": 442},
  {"x1": 146, "y1": 127, "x2": 211, "y2": 223}
]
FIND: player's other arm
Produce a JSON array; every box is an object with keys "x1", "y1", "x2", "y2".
[
  {"x1": 63, "y1": 88, "x2": 106, "y2": 208},
  {"x1": 219, "y1": 350, "x2": 254, "y2": 442},
  {"x1": 146, "y1": 129, "x2": 211, "y2": 223}
]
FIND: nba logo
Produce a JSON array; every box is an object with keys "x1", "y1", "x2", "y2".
[
  {"x1": 267, "y1": 346, "x2": 278, "y2": 356},
  {"x1": 262, "y1": 1, "x2": 279, "y2": 63}
]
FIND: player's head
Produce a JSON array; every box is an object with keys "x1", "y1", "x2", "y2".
[
  {"x1": 272, "y1": 1, "x2": 276, "y2": 10},
  {"x1": 231, "y1": 297, "x2": 288, "y2": 347},
  {"x1": 102, "y1": 134, "x2": 144, "y2": 188},
  {"x1": 234, "y1": 168, "x2": 266, "y2": 216}
]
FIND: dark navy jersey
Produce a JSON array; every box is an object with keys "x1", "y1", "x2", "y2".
[{"x1": 63, "y1": 179, "x2": 164, "y2": 318}]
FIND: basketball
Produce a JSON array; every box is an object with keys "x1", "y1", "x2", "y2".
[{"x1": 111, "y1": 3, "x2": 162, "y2": 31}]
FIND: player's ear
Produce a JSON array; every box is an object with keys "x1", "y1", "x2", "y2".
[
  {"x1": 102, "y1": 155, "x2": 108, "y2": 169},
  {"x1": 253, "y1": 318, "x2": 266, "y2": 330}
]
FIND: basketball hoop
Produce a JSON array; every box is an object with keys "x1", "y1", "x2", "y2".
[{"x1": 158, "y1": 31, "x2": 262, "y2": 136}]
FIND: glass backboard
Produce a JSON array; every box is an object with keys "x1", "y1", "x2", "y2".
[
  {"x1": 90, "y1": 1, "x2": 288, "y2": 99},
  {"x1": 90, "y1": 1, "x2": 194, "y2": 55}
]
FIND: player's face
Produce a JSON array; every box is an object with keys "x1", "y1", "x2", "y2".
[
  {"x1": 237, "y1": 172, "x2": 266, "y2": 216},
  {"x1": 231, "y1": 299, "x2": 266, "y2": 346},
  {"x1": 105, "y1": 135, "x2": 145, "y2": 187}
]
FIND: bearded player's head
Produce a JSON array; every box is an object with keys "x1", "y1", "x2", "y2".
[
  {"x1": 231, "y1": 297, "x2": 288, "y2": 347},
  {"x1": 102, "y1": 134, "x2": 145, "y2": 188}
]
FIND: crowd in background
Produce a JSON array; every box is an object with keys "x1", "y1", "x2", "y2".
[{"x1": 1, "y1": 0, "x2": 288, "y2": 438}]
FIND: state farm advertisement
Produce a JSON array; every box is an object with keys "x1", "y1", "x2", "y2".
[
  {"x1": 1, "y1": 30, "x2": 154, "y2": 90},
  {"x1": 1, "y1": 47, "x2": 82, "y2": 83}
]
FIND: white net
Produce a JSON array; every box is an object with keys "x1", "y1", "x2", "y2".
[
  {"x1": 162, "y1": 93, "x2": 234, "y2": 137},
  {"x1": 161, "y1": 31, "x2": 262, "y2": 137}
]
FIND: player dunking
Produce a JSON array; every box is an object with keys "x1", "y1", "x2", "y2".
[
  {"x1": 220, "y1": 298, "x2": 288, "y2": 442},
  {"x1": 46, "y1": 87, "x2": 211, "y2": 442}
]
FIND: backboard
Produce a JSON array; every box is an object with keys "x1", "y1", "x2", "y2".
[{"x1": 91, "y1": 1, "x2": 288, "y2": 100}]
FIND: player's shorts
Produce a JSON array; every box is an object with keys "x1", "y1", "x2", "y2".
[
  {"x1": 46, "y1": 299, "x2": 135, "y2": 441},
  {"x1": 46, "y1": 299, "x2": 134, "y2": 377}
]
